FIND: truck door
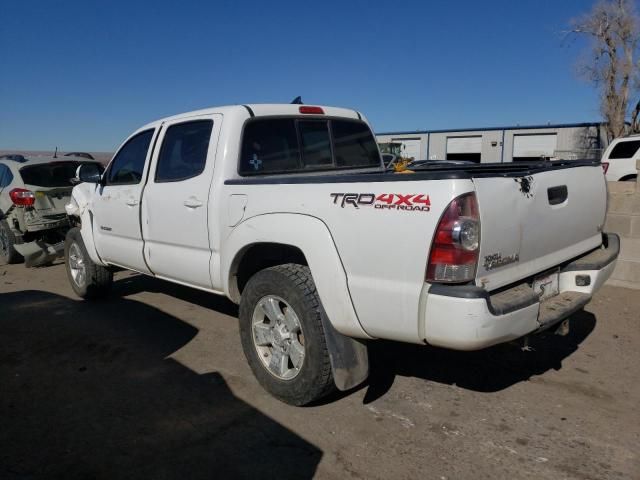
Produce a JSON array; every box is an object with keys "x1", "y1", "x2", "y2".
[
  {"x1": 141, "y1": 115, "x2": 220, "y2": 289},
  {"x1": 92, "y1": 128, "x2": 157, "y2": 273}
]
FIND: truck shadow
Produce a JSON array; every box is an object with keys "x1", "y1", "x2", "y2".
[
  {"x1": 0, "y1": 290, "x2": 321, "y2": 480},
  {"x1": 112, "y1": 272, "x2": 239, "y2": 317},
  {"x1": 364, "y1": 310, "x2": 597, "y2": 403},
  {"x1": 109, "y1": 273, "x2": 598, "y2": 405}
]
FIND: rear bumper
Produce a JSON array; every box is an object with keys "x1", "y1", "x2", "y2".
[
  {"x1": 13, "y1": 239, "x2": 65, "y2": 267},
  {"x1": 25, "y1": 216, "x2": 69, "y2": 232},
  {"x1": 422, "y1": 233, "x2": 619, "y2": 350}
]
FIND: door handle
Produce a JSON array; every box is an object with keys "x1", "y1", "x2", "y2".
[
  {"x1": 126, "y1": 198, "x2": 139, "y2": 207},
  {"x1": 184, "y1": 197, "x2": 203, "y2": 208}
]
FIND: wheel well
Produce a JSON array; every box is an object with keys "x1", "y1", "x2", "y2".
[
  {"x1": 619, "y1": 174, "x2": 637, "y2": 181},
  {"x1": 68, "y1": 214, "x2": 81, "y2": 228},
  {"x1": 230, "y1": 243, "x2": 308, "y2": 302}
]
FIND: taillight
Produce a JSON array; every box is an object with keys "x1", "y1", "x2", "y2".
[
  {"x1": 9, "y1": 188, "x2": 36, "y2": 207},
  {"x1": 601, "y1": 162, "x2": 609, "y2": 174},
  {"x1": 299, "y1": 106, "x2": 324, "y2": 114},
  {"x1": 426, "y1": 192, "x2": 480, "y2": 283}
]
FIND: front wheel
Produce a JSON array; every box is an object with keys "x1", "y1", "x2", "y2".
[
  {"x1": 239, "y1": 264, "x2": 335, "y2": 406},
  {"x1": 64, "y1": 227, "x2": 113, "y2": 299}
]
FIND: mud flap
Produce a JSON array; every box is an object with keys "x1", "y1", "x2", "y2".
[
  {"x1": 13, "y1": 240, "x2": 64, "y2": 267},
  {"x1": 319, "y1": 311, "x2": 369, "y2": 391}
]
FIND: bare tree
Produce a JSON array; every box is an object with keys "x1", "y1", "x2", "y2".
[{"x1": 569, "y1": 0, "x2": 640, "y2": 140}]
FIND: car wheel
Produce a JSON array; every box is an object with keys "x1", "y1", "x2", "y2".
[
  {"x1": 0, "y1": 219, "x2": 23, "y2": 265},
  {"x1": 239, "y1": 263, "x2": 335, "y2": 406},
  {"x1": 64, "y1": 227, "x2": 113, "y2": 299}
]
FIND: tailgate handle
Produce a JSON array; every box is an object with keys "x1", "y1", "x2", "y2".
[{"x1": 547, "y1": 185, "x2": 568, "y2": 205}]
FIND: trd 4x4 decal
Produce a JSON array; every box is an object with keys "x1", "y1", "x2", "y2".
[{"x1": 330, "y1": 193, "x2": 430, "y2": 212}]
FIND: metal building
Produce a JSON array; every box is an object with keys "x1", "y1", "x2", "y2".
[{"x1": 376, "y1": 122, "x2": 608, "y2": 163}]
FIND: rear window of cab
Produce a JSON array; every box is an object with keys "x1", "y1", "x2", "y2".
[{"x1": 239, "y1": 118, "x2": 381, "y2": 175}]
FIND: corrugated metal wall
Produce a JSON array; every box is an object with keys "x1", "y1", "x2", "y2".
[{"x1": 376, "y1": 124, "x2": 607, "y2": 163}]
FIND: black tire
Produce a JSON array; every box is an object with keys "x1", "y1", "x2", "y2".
[
  {"x1": 64, "y1": 227, "x2": 113, "y2": 300},
  {"x1": 239, "y1": 264, "x2": 335, "y2": 406},
  {"x1": 0, "y1": 219, "x2": 23, "y2": 265}
]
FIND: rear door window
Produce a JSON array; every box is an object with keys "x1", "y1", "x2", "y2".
[
  {"x1": 609, "y1": 140, "x2": 640, "y2": 159},
  {"x1": 107, "y1": 129, "x2": 154, "y2": 185},
  {"x1": 155, "y1": 120, "x2": 213, "y2": 182}
]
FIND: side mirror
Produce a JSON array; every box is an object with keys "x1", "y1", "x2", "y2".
[{"x1": 76, "y1": 163, "x2": 103, "y2": 184}]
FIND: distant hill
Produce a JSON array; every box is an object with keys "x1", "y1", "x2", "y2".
[{"x1": 0, "y1": 150, "x2": 113, "y2": 165}]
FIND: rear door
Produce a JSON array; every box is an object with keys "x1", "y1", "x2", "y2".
[
  {"x1": 473, "y1": 164, "x2": 607, "y2": 291},
  {"x1": 141, "y1": 115, "x2": 220, "y2": 289},
  {"x1": 92, "y1": 129, "x2": 156, "y2": 273}
]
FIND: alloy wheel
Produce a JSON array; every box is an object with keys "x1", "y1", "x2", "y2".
[
  {"x1": 68, "y1": 242, "x2": 86, "y2": 287},
  {"x1": 252, "y1": 295, "x2": 306, "y2": 380}
]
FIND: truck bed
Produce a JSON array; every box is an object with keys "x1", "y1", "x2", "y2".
[{"x1": 225, "y1": 160, "x2": 601, "y2": 185}]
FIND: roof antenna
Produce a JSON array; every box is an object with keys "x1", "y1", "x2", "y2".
[
  {"x1": 291, "y1": 96, "x2": 303, "y2": 105},
  {"x1": 53, "y1": 146, "x2": 58, "y2": 158}
]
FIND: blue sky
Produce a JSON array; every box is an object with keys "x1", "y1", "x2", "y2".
[{"x1": 1, "y1": 0, "x2": 602, "y2": 151}]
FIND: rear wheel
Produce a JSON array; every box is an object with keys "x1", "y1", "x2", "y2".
[
  {"x1": 239, "y1": 264, "x2": 335, "y2": 406},
  {"x1": 64, "y1": 227, "x2": 112, "y2": 299},
  {"x1": 0, "y1": 219, "x2": 22, "y2": 265}
]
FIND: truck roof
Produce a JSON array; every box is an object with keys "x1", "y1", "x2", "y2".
[{"x1": 138, "y1": 104, "x2": 363, "y2": 130}]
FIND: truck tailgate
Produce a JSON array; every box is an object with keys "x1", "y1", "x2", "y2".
[{"x1": 472, "y1": 164, "x2": 607, "y2": 291}]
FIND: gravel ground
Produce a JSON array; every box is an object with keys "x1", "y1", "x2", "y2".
[{"x1": 1, "y1": 262, "x2": 638, "y2": 479}]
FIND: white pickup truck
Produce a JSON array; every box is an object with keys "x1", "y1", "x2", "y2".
[{"x1": 65, "y1": 103, "x2": 619, "y2": 405}]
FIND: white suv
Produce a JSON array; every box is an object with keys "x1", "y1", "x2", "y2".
[{"x1": 602, "y1": 136, "x2": 640, "y2": 181}]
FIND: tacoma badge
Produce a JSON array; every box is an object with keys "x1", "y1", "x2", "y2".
[{"x1": 483, "y1": 252, "x2": 519, "y2": 271}]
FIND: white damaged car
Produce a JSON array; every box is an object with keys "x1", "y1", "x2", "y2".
[{"x1": 0, "y1": 154, "x2": 103, "y2": 266}]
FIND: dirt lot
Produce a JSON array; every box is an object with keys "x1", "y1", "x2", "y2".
[{"x1": 1, "y1": 262, "x2": 638, "y2": 479}]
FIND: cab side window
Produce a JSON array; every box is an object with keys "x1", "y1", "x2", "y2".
[
  {"x1": 155, "y1": 120, "x2": 213, "y2": 183},
  {"x1": 106, "y1": 130, "x2": 154, "y2": 185}
]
